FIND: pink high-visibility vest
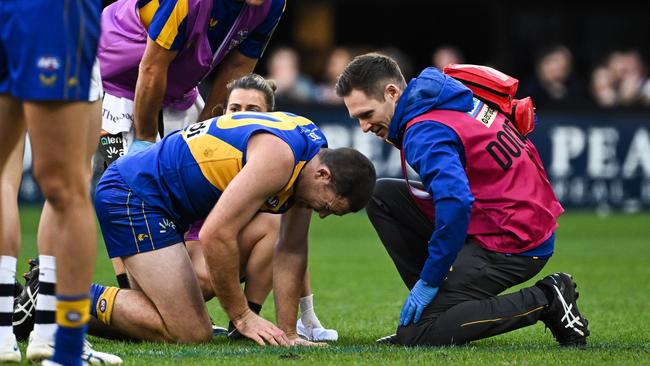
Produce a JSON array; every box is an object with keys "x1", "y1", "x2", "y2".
[{"x1": 403, "y1": 107, "x2": 563, "y2": 253}]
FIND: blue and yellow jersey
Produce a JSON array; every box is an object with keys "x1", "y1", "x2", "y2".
[
  {"x1": 116, "y1": 111, "x2": 327, "y2": 230},
  {"x1": 138, "y1": 0, "x2": 285, "y2": 57}
]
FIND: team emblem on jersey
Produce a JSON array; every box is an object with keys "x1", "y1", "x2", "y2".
[
  {"x1": 299, "y1": 126, "x2": 323, "y2": 142},
  {"x1": 226, "y1": 30, "x2": 249, "y2": 54}
]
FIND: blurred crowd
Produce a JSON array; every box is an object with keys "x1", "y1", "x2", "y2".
[{"x1": 252, "y1": 44, "x2": 650, "y2": 109}]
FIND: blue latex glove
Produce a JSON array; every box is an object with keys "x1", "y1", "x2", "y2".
[
  {"x1": 400, "y1": 279, "x2": 439, "y2": 326},
  {"x1": 128, "y1": 139, "x2": 154, "y2": 155}
]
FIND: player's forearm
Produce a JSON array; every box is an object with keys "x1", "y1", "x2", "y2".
[
  {"x1": 273, "y1": 245, "x2": 307, "y2": 336},
  {"x1": 201, "y1": 236, "x2": 249, "y2": 322},
  {"x1": 133, "y1": 65, "x2": 167, "y2": 142}
]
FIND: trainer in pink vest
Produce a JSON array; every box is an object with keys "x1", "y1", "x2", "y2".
[
  {"x1": 98, "y1": 0, "x2": 271, "y2": 110},
  {"x1": 405, "y1": 104, "x2": 564, "y2": 253}
]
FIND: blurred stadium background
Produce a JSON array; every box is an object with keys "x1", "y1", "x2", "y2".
[
  {"x1": 14, "y1": 1, "x2": 650, "y2": 364},
  {"x1": 18, "y1": 0, "x2": 650, "y2": 213}
]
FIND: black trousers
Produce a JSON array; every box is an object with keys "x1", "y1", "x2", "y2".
[{"x1": 366, "y1": 178, "x2": 550, "y2": 346}]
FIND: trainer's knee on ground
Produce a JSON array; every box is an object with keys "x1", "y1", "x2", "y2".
[{"x1": 395, "y1": 324, "x2": 422, "y2": 346}]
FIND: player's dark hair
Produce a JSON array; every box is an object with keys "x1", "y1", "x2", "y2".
[
  {"x1": 318, "y1": 148, "x2": 376, "y2": 212},
  {"x1": 335, "y1": 53, "x2": 407, "y2": 101},
  {"x1": 226, "y1": 73, "x2": 277, "y2": 111}
]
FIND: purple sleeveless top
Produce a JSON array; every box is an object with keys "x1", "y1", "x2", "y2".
[{"x1": 98, "y1": 0, "x2": 271, "y2": 110}]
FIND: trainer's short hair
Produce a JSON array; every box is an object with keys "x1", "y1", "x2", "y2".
[
  {"x1": 318, "y1": 148, "x2": 376, "y2": 212},
  {"x1": 335, "y1": 53, "x2": 407, "y2": 101}
]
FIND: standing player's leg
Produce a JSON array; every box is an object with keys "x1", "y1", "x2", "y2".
[
  {"x1": 25, "y1": 101, "x2": 98, "y2": 362},
  {"x1": 0, "y1": 98, "x2": 25, "y2": 362}
]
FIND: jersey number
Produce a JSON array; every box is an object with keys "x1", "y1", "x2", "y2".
[{"x1": 183, "y1": 121, "x2": 210, "y2": 141}]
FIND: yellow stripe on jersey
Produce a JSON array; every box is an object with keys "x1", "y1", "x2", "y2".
[
  {"x1": 216, "y1": 112, "x2": 314, "y2": 130},
  {"x1": 138, "y1": 0, "x2": 159, "y2": 29},
  {"x1": 155, "y1": 0, "x2": 188, "y2": 50},
  {"x1": 186, "y1": 134, "x2": 243, "y2": 192}
]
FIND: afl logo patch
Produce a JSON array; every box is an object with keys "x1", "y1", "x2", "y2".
[{"x1": 99, "y1": 299, "x2": 107, "y2": 313}]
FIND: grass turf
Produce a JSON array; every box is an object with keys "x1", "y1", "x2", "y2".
[{"x1": 14, "y1": 205, "x2": 650, "y2": 365}]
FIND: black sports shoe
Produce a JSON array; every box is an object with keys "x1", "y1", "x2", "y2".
[
  {"x1": 13, "y1": 258, "x2": 40, "y2": 341},
  {"x1": 227, "y1": 322, "x2": 247, "y2": 341},
  {"x1": 536, "y1": 273, "x2": 589, "y2": 347},
  {"x1": 375, "y1": 333, "x2": 398, "y2": 345}
]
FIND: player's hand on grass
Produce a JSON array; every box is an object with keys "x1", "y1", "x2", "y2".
[
  {"x1": 400, "y1": 279, "x2": 438, "y2": 326},
  {"x1": 288, "y1": 336, "x2": 327, "y2": 347},
  {"x1": 234, "y1": 310, "x2": 290, "y2": 346}
]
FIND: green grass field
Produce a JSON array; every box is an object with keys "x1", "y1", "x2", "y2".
[{"x1": 14, "y1": 205, "x2": 650, "y2": 365}]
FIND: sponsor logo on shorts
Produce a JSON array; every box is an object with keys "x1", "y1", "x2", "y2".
[
  {"x1": 209, "y1": 18, "x2": 219, "y2": 27},
  {"x1": 137, "y1": 233, "x2": 149, "y2": 242},
  {"x1": 159, "y1": 218, "x2": 176, "y2": 233},
  {"x1": 99, "y1": 299, "x2": 107, "y2": 313}
]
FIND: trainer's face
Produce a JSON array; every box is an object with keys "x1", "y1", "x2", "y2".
[
  {"x1": 343, "y1": 87, "x2": 398, "y2": 140},
  {"x1": 226, "y1": 88, "x2": 268, "y2": 114}
]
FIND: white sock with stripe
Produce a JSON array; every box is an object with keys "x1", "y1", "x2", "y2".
[
  {"x1": 0, "y1": 256, "x2": 17, "y2": 339},
  {"x1": 33, "y1": 255, "x2": 57, "y2": 341}
]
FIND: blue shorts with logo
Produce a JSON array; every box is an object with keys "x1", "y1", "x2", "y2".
[
  {"x1": 95, "y1": 165, "x2": 184, "y2": 258},
  {"x1": 0, "y1": 0, "x2": 101, "y2": 101}
]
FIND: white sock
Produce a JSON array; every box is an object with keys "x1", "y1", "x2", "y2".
[
  {"x1": 33, "y1": 255, "x2": 57, "y2": 341},
  {"x1": 299, "y1": 294, "x2": 323, "y2": 329},
  {"x1": 0, "y1": 256, "x2": 16, "y2": 339}
]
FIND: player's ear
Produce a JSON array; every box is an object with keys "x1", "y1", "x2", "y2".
[{"x1": 316, "y1": 165, "x2": 333, "y2": 182}]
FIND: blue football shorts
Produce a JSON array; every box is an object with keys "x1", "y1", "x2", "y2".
[
  {"x1": 95, "y1": 165, "x2": 184, "y2": 258},
  {"x1": 0, "y1": 0, "x2": 101, "y2": 101}
]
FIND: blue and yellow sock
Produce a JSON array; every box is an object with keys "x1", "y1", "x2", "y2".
[
  {"x1": 90, "y1": 283, "x2": 119, "y2": 325},
  {"x1": 52, "y1": 295, "x2": 90, "y2": 366}
]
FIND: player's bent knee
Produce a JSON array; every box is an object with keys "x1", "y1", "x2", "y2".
[{"x1": 171, "y1": 322, "x2": 212, "y2": 343}]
